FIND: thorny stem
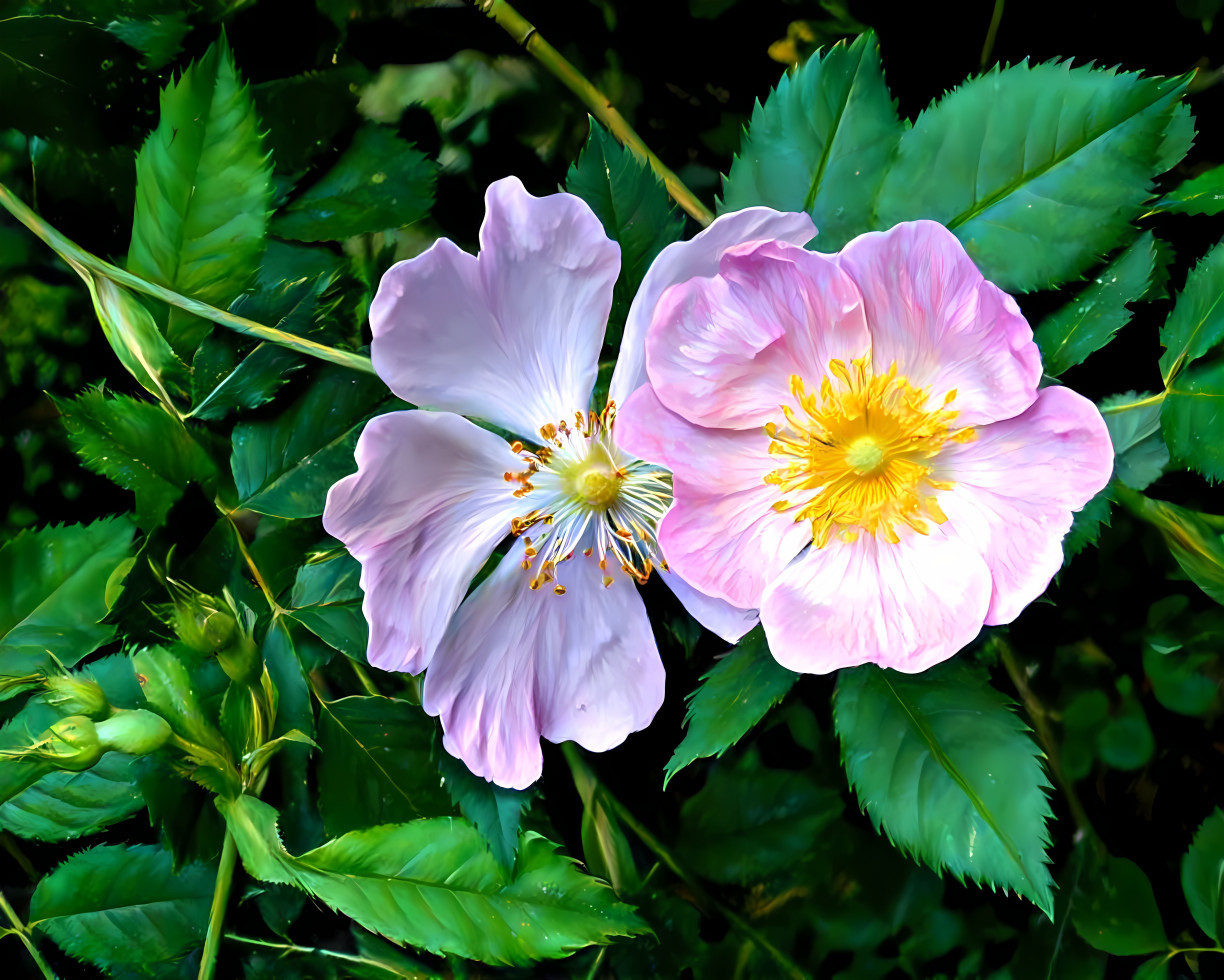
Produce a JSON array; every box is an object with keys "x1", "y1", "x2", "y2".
[
  {"x1": 0, "y1": 182, "x2": 375, "y2": 376},
  {"x1": 993, "y1": 636, "x2": 1098, "y2": 845},
  {"x1": 561, "y1": 744, "x2": 811, "y2": 980},
  {"x1": 198, "y1": 830, "x2": 239, "y2": 980},
  {"x1": 224, "y1": 934, "x2": 435, "y2": 977},
  {"x1": 469, "y1": 0, "x2": 715, "y2": 227},
  {"x1": 0, "y1": 889, "x2": 57, "y2": 980},
  {"x1": 979, "y1": 0, "x2": 1005, "y2": 70}
]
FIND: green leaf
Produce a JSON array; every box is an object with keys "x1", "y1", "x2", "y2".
[
  {"x1": 1143, "y1": 645, "x2": 1218, "y2": 716},
  {"x1": 721, "y1": 31, "x2": 903, "y2": 252},
  {"x1": 1134, "y1": 955, "x2": 1173, "y2": 980},
  {"x1": 1100, "y1": 393, "x2": 1169, "y2": 491},
  {"x1": 1155, "y1": 162, "x2": 1224, "y2": 215},
  {"x1": 1071, "y1": 854, "x2": 1167, "y2": 955},
  {"x1": 1122, "y1": 490, "x2": 1224, "y2": 605},
  {"x1": 261, "y1": 621, "x2": 319, "y2": 850},
  {"x1": 316, "y1": 695, "x2": 453, "y2": 836},
  {"x1": 56, "y1": 387, "x2": 220, "y2": 528},
  {"x1": 833, "y1": 660, "x2": 1055, "y2": 918},
  {"x1": 219, "y1": 794, "x2": 647, "y2": 965},
  {"x1": 0, "y1": 752, "x2": 144, "y2": 841},
  {"x1": 1163, "y1": 358, "x2": 1224, "y2": 481},
  {"x1": 1063, "y1": 485, "x2": 1114, "y2": 562},
  {"x1": 1159, "y1": 238, "x2": 1224, "y2": 383},
  {"x1": 30, "y1": 843, "x2": 213, "y2": 968},
  {"x1": 287, "y1": 552, "x2": 367, "y2": 660},
  {"x1": 1034, "y1": 233, "x2": 1157, "y2": 376},
  {"x1": 877, "y1": 62, "x2": 1188, "y2": 292},
  {"x1": 674, "y1": 749, "x2": 842, "y2": 885},
  {"x1": 566, "y1": 748, "x2": 639, "y2": 895},
  {"x1": 231, "y1": 365, "x2": 388, "y2": 518},
  {"x1": 437, "y1": 751, "x2": 531, "y2": 873},
  {"x1": 252, "y1": 68, "x2": 365, "y2": 174},
  {"x1": 191, "y1": 339, "x2": 303, "y2": 422},
  {"x1": 663, "y1": 626, "x2": 798, "y2": 786},
  {"x1": 565, "y1": 119, "x2": 685, "y2": 344},
  {"x1": 0, "y1": 517, "x2": 134, "y2": 684},
  {"x1": 131, "y1": 646, "x2": 233, "y2": 766},
  {"x1": 128, "y1": 34, "x2": 273, "y2": 355},
  {"x1": 1182, "y1": 808, "x2": 1224, "y2": 942},
  {"x1": 271, "y1": 125, "x2": 435, "y2": 242},
  {"x1": 106, "y1": 11, "x2": 191, "y2": 70}
]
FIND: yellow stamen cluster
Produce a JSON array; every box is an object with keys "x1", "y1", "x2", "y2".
[{"x1": 765, "y1": 357, "x2": 975, "y2": 548}]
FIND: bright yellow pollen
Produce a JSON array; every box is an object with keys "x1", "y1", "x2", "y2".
[
  {"x1": 764, "y1": 356, "x2": 976, "y2": 548},
  {"x1": 575, "y1": 467, "x2": 620, "y2": 509}
]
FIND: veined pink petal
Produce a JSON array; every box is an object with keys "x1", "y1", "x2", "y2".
[
  {"x1": 422, "y1": 541, "x2": 664, "y2": 790},
  {"x1": 322, "y1": 411, "x2": 524, "y2": 674},
  {"x1": 937, "y1": 385, "x2": 1114, "y2": 625},
  {"x1": 760, "y1": 531, "x2": 992, "y2": 674},
  {"x1": 610, "y1": 207, "x2": 816, "y2": 408},
  {"x1": 836, "y1": 220, "x2": 1042, "y2": 427},
  {"x1": 656, "y1": 568, "x2": 759, "y2": 643},
  {"x1": 645, "y1": 240, "x2": 870, "y2": 429},
  {"x1": 370, "y1": 176, "x2": 619, "y2": 438}
]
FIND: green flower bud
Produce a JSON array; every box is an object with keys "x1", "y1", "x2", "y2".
[
  {"x1": 41, "y1": 715, "x2": 104, "y2": 771},
  {"x1": 96, "y1": 709, "x2": 173, "y2": 757},
  {"x1": 44, "y1": 674, "x2": 110, "y2": 720}
]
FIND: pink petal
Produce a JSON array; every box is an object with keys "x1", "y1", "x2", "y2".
[
  {"x1": 322, "y1": 411, "x2": 524, "y2": 674},
  {"x1": 656, "y1": 569, "x2": 760, "y2": 644},
  {"x1": 422, "y1": 542, "x2": 665, "y2": 790},
  {"x1": 610, "y1": 207, "x2": 816, "y2": 408},
  {"x1": 370, "y1": 176, "x2": 619, "y2": 437},
  {"x1": 836, "y1": 220, "x2": 1042, "y2": 427},
  {"x1": 760, "y1": 531, "x2": 993, "y2": 674},
  {"x1": 645, "y1": 240, "x2": 870, "y2": 429},
  {"x1": 936, "y1": 385, "x2": 1114, "y2": 625}
]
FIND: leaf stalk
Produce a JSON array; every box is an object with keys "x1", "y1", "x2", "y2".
[
  {"x1": 0, "y1": 889, "x2": 57, "y2": 980},
  {"x1": 198, "y1": 830, "x2": 239, "y2": 980}
]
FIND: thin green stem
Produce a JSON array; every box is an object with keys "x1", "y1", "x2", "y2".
[
  {"x1": 583, "y1": 945, "x2": 607, "y2": 980},
  {"x1": 198, "y1": 830, "x2": 239, "y2": 980},
  {"x1": 349, "y1": 659, "x2": 382, "y2": 698},
  {"x1": 224, "y1": 934, "x2": 434, "y2": 978},
  {"x1": 0, "y1": 889, "x2": 57, "y2": 980},
  {"x1": 0, "y1": 181, "x2": 375, "y2": 376},
  {"x1": 561, "y1": 744, "x2": 811, "y2": 980},
  {"x1": 1099, "y1": 391, "x2": 1166, "y2": 414},
  {"x1": 979, "y1": 0, "x2": 1005, "y2": 70},
  {"x1": 469, "y1": 0, "x2": 714, "y2": 227}
]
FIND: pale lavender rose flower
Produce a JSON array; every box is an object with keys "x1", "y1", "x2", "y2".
[
  {"x1": 323, "y1": 176, "x2": 812, "y2": 788},
  {"x1": 616, "y1": 220, "x2": 1115, "y2": 674}
]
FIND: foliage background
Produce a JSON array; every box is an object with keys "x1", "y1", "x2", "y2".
[{"x1": 1, "y1": 0, "x2": 1223, "y2": 978}]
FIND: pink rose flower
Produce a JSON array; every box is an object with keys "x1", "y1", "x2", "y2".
[
  {"x1": 323, "y1": 176, "x2": 812, "y2": 788},
  {"x1": 616, "y1": 219, "x2": 1115, "y2": 674}
]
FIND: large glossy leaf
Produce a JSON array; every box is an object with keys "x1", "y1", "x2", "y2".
[
  {"x1": 1182, "y1": 808, "x2": 1224, "y2": 942},
  {"x1": 437, "y1": 751, "x2": 530, "y2": 873},
  {"x1": 0, "y1": 752, "x2": 143, "y2": 841},
  {"x1": 675, "y1": 750, "x2": 841, "y2": 885},
  {"x1": 1155, "y1": 162, "x2": 1224, "y2": 216},
  {"x1": 231, "y1": 365, "x2": 388, "y2": 518},
  {"x1": 271, "y1": 124, "x2": 435, "y2": 242},
  {"x1": 877, "y1": 62, "x2": 1188, "y2": 292},
  {"x1": 30, "y1": 843, "x2": 213, "y2": 968},
  {"x1": 316, "y1": 695, "x2": 452, "y2": 836},
  {"x1": 56, "y1": 387, "x2": 220, "y2": 528},
  {"x1": 128, "y1": 34, "x2": 272, "y2": 355},
  {"x1": 565, "y1": 119, "x2": 685, "y2": 344},
  {"x1": 833, "y1": 661, "x2": 1055, "y2": 918},
  {"x1": 287, "y1": 552, "x2": 367, "y2": 660},
  {"x1": 721, "y1": 31, "x2": 902, "y2": 251},
  {"x1": 1072, "y1": 854, "x2": 1167, "y2": 955},
  {"x1": 219, "y1": 794, "x2": 647, "y2": 965},
  {"x1": 0, "y1": 517, "x2": 134, "y2": 685},
  {"x1": 1159, "y1": 238, "x2": 1224, "y2": 382},
  {"x1": 1034, "y1": 233, "x2": 1157, "y2": 376},
  {"x1": 1100, "y1": 393, "x2": 1169, "y2": 491},
  {"x1": 664, "y1": 626, "x2": 798, "y2": 786}
]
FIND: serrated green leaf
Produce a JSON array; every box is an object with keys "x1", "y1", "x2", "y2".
[
  {"x1": 219, "y1": 794, "x2": 647, "y2": 965},
  {"x1": 721, "y1": 31, "x2": 903, "y2": 252},
  {"x1": 1121, "y1": 489, "x2": 1224, "y2": 605},
  {"x1": 1035, "y1": 233, "x2": 1157, "y2": 376},
  {"x1": 1183, "y1": 808, "x2": 1224, "y2": 942},
  {"x1": 30, "y1": 843, "x2": 213, "y2": 967},
  {"x1": 0, "y1": 751, "x2": 143, "y2": 841},
  {"x1": 271, "y1": 125, "x2": 435, "y2": 242},
  {"x1": 1064, "y1": 485, "x2": 1115, "y2": 563},
  {"x1": 1100, "y1": 392, "x2": 1169, "y2": 491},
  {"x1": 664, "y1": 626, "x2": 798, "y2": 787},
  {"x1": 877, "y1": 62, "x2": 1188, "y2": 292},
  {"x1": 437, "y1": 751, "x2": 530, "y2": 873},
  {"x1": 0, "y1": 517, "x2": 134, "y2": 685},
  {"x1": 1071, "y1": 854, "x2": 1167, "y2": 955},
  {"x1": 252, "y1": 68, "x2": 365, "y2": 174},
  {"x1": 191, "y1": 338, "x2": 303, "y2": 422},
  {"x1": 1156, "y1": 162, "x2": 1224, "y2": 215},
  {"x1": 287, "y1": 552, "x2": 367, "y2": 660},
  {"x1": 128, "y1": 34, "x2": 272, "y2": 355},
  {"x1": 674, "y1": 749, "x2": 842, "y2": 885},
  {"x1": 833, "y1": 660, "x2": 1055, "y2": 917},
  {"x1": 106, "y1": 11, "x2": 190, "y2": 70},
  {"x1": 565, "y1": 119, "x2": 685, "y2": 344},
  {"x1": 56, "y1": 387, "x2": 220, "y2": 528},
  {"x1": 316, "y1": 695, "x2": 452, "y2": 836},
  {"x1": 1159, "y1": 237, "x2": 1224, "y2": 383},
  {"x1": 1163, "y1": 358, "x2": 1224, "y2": 481},
  {"x1": 231, "y1": 365, "x2": 388, "y2": 518},
  {"x1": 131, "y1": 646, "x2": 233, "y2": 767}
]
